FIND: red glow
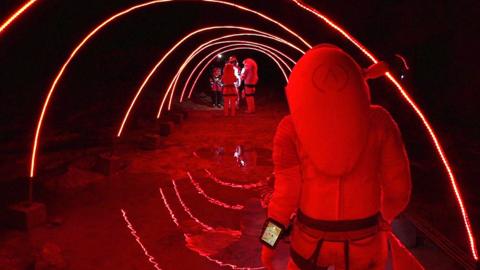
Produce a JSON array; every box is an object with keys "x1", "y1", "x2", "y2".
[
  {"x1": 119, "y1": 28, "x2": 304, "y2": 136},
  {"x1": 31, "y1": 0, "x2": 312, "y2": 178},
  {"x1": 168, "y1": 38, "x2": 295, "y2": 107},
  {"x1": 0, "y1": 0, "x2": 37, "y2": 35},
  {"x1": 159, "y1": 188, "x2": 264, "y2": 269},
  {"x1": 204, "y1": 169, "x2": 263, "y2": 190},
  {"x1": 184, "y1": 46, "x2": 290, "y2": 104},
  {"x1": 24, "y1": 0, "x2": 476, "y2": 260},
  {"x1": 172, "y1": 180, "x2": 215, "y2": 231},
  {"x1": 158, "y1": 44, "x2": 290, "y2": 118},
  {"x1": 291, "y1": 0, "x2": 478, "y2": 260},
  {"x1": 117, "y1": 26, "x2": 300, "y2": 137},
  {"x1": 187, "y1": 172, "x2": 244, "y2": 210},
  {"x1": 121, "y1": 209, "x2": 163, "y2": 270}
]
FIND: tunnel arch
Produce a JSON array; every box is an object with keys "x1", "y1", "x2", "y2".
[
  {"x1": 158, "y1": 44, "x2": 291, "y2": 118},
  {"x1": 118, "y1": 28, "x2": 304, "y2": 137},
  {"x1": 0, "y1": 0, "x2": 38, "y2": 35},
  {"x1": 30, "y1": 0, "x2": 312, "y2": 179},
  {"x1": 183, "y1": 45, "x2": 290, "y2": 113},
  {"x1": 157, "y1": 42, "x2": 292, "y2": 118},
  {"x1": 166, "y1": 39, "x2": 296, "y2": 110},
  {"x1": 14, "y1": 0, "x2": 475, "y2": 261}
]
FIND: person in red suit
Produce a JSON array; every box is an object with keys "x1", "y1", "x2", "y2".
[
  {"x1": 241, "y1": 58, "x2": 259, "y2": 113},
  {"x1": 261, "y1": 44, "x2": 415, "y2": 270},
  {"x1": 222, "y1": 62, "x2": 238, "y2": 116}
]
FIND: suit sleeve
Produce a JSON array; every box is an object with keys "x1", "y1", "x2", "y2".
[
  {"x1": 268, "y1": 116, "x2": 302, "y2": 226},
  {"x1": 380, "y1": 112, "x2": 412, "y2": 222}
]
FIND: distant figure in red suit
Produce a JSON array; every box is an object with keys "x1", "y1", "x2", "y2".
[
  {"x1": 209, "y1": 67, "x2": 223, "y2": 107},
  {"x1": 241, "y1": 58, "x2": 259, "y2": 113},
  {"x1": 222, "y1": 62, "x2": 237, "y2": 116},
  {"x1": 228, "y1": 56, "x2": 242, "y2": 109},
  {"x1": 261, "y1": 44, "x2": 413, "y2": 270}
]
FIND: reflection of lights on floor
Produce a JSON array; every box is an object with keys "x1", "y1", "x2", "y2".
[
  {"x1": 159, "y1": 188, "x2": 264, "y2": 270},
  {"x1": 121, "y1": 209, "x2": 163, "y2": 270},
  {"x1": 187, "y1": 172, "x2": 244, "y2": 210},
  {"x1": 172, "y1": 180, "x2": 214, "y2": 231},
  {"x1": 204, "y1": 169, "x2": 263, "y2": 189}
]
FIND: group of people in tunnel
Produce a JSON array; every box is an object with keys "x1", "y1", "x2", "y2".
[
  {"x1": 209, "y1": 55, "x2": 258, "y2": 116},
  {"x1": 260, "y1": 45, "x2": 420, "y2": 270}
]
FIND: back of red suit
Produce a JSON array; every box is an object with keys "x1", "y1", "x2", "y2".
[{"x1": 266, "y1": 45, "x2": 412, "y2": 270}]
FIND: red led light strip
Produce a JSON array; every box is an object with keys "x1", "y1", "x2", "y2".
[
  {"x1": 159, "y1": 188, "x2": 264, "y2": 269},
  {"x1": 168, "y1": 39, "x2": 295, "y2": 108},
  {"x1": 290, "y1": 0, "x2": 478, "y2": 260},
  {"x1": 118, "y1": 28, "x2": 303, "y2": 137},
  {"x1": 31, "y1": 0, "x2": 312, "y2": 178},
  {"x1": 0, "y1": 0, "x2": 37, "y2": 35},
  {"x1": 187, "y1": 172, "x2": 244, "y2": 210},
  {"x1": 184, "y1": 46, "x2": 289, "y2": 103},
  {"x1": 204, "y1": 169, "x2": 263, "y2": 190},
  {"x1": 121, "y1": 209, "x2": 163, "y2": 270},
  {"x1": 158, "y1": 45, "x2": 290, "y2": 118},
  {"x1": 118, "y1": 26, "x2": 300, "y2": 137},
  {"x1": 172, "y1": 180, "x2": 215, "y2": 231}
]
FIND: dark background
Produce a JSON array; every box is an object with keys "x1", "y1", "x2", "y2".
[{"x1": 0, "y1": 0, "x2": 479, "y2": 257}]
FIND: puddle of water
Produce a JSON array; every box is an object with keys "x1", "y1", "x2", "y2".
[{"x1": 196, "y1": 145, "x2": 272, "y2": 171}]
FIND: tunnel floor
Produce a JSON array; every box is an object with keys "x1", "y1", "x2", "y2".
[
  {"x1": 0, "y1": 99, "x2": 472, "y2": 269},
  {"x1": 3, "y1": 102, "x2": 290, "y2": 269}
]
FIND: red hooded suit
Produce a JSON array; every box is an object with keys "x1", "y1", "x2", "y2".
[
  {"x1": 241, "y1": 58, "x2": 259, "y2": 113},
  {"x1": 263, "y1": 45, "x2": 421, "y2": 270},
  {"x1": 222, "y1": 63, "x2": 238, "y2": 116}
]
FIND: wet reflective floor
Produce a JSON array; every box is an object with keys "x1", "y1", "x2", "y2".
[
  {"x1": 0, "y1": 103, "x2": 287, "y2": 269},
  {"x1": 0, "y1": 101, "x2": 470, "y2": 269}
]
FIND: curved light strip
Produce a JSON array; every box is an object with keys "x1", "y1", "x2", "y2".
[
  {"x1": 290, "y1": 0, "x2": 478, "y2": 260},
  {"x1": 0, "y1": 0, "x2": 37, "y2": 35},
  {"x1": 121, "y1": 209, "x2": 163, "y2": 270},
  {"x1": 172, "y1": 180, "x2": 214, "y2": 231},
  {"x1": 168, "y1": 39, "x2": 295, "y2": 109},
  {"x1": 159, "y1": 188, "x2": 264, "y2": 270},
  {"x1": 171, "y1": 38, "x2": 295, "y2": 105},
  {"x1": 204, "y1": 169, "x2": 263, "y2": 190},
  {"x1": 158, "y1": 44, "x2": 289, "y2": 118},
  {"x1": 30, "y1": 0, "x2": 312, "y2": 178},
  {"x1": 117, "y1": 27, "x2": 304, "y2": 137},
  {"x1": 187, "y1": 172, "x2": 244, "y2": 210},
  {"x1": 185, "y1": 45, "x2": 289, "y2": 104}
]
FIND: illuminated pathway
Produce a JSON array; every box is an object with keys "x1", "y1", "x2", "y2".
[{"x1": 21, "y1": 99, "x2": 470, "y2": 269}]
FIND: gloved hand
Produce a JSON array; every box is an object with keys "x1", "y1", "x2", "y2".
[{"x1": 261, "y1": 246, "x2": 276, "y2": 270}]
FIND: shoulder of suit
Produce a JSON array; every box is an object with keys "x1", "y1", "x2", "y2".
[
  {"x1": 369, "y1": 105, "x2": 399, "y2": 132},
  {"x1": 276, "y1": 115, "x2": 296, "y2": 135}
]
